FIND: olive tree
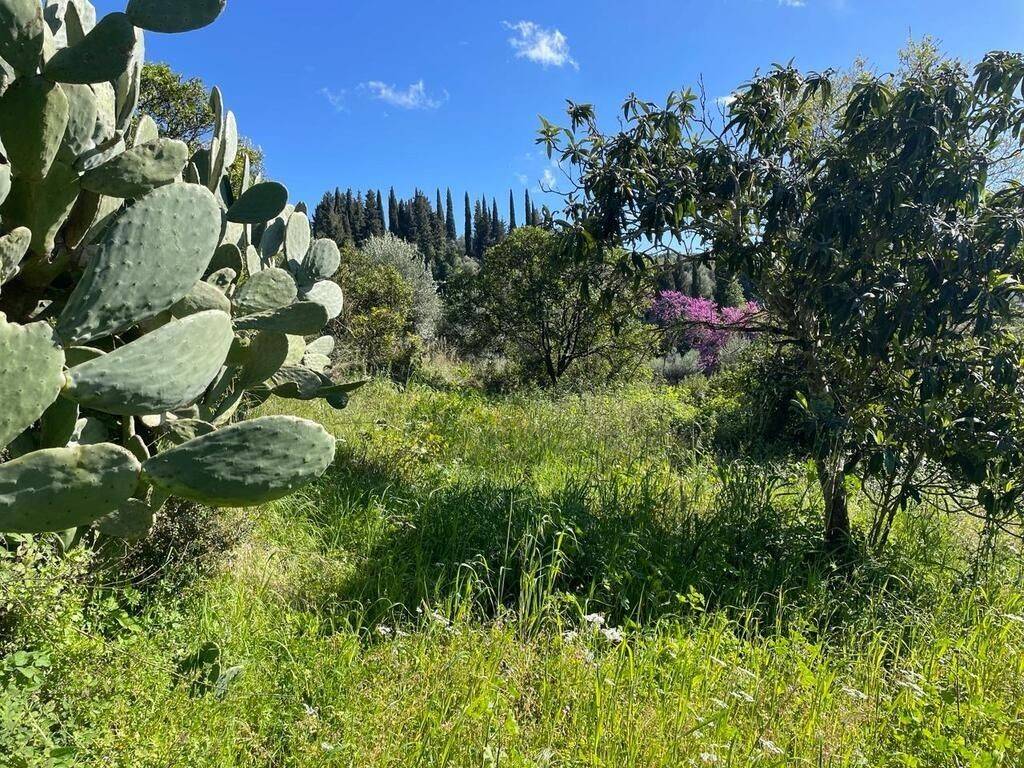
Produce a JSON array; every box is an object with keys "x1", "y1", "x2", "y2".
[{"x1": 541, "y1": 52, "x2": 1024, "y2": 550}]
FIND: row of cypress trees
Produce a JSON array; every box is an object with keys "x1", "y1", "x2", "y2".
[{"x1": 312, "y1": 186, "x2": 551, "y2": 279}]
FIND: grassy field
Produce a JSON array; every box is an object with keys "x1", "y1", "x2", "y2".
[{"x1": 3, "y1": 378, "x2": 1024, "y2": 766}]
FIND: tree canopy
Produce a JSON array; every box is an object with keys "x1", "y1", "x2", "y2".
[{"x1": 542, "y1": 51, "x2": 1024, "y2": 549}]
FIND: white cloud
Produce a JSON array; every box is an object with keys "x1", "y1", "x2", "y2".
[
  {"x1": 362, "y1": 80, "x2": 448, "y2": 110},
  {"x1": 504, "y1": 21, "x2": 578, "y2": 70},
  {"x1": 515, "y1": 172, "x2": 529, "y2": 186},
  {"x1": 319, "y1": 87, "x2": 347, "y2": 112},
  {"x1": 779, "y1": 0, "x2": 807, "y2": 6},
  {"x1": 541, "y1": 167, "x2": 558, "y2": 190}
]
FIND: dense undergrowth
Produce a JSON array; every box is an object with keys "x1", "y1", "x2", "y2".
[{"x1": 2, "y1": 371, "x2": 1023, "y2": 766}]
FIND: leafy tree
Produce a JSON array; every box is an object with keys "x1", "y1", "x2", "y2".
[
  {"x1": 448, "y1": 227, "x2": 655, "y2": 386},
  {"x1": 541, "y1": 52, "x2": 1024, "y2": 549}
]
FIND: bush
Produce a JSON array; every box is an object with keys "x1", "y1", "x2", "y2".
[
  {"x1": 342, "y1": 264, "x2": 423, "y2": 377},
  {"x1": 359, "y1": 235, "x2": 442, "y2": 341},
  {"x1": 650, "y1": 292, "x2": 760, "y2": 372}
]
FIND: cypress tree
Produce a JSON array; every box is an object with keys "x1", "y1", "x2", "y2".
[
  {"x1": 376, "y1": 190, "x2": 386, "y2": 235},
  {"x1": 524, "y1": 190, "x2": 533, "y2": 227},
  {"x1": 464, "y1": 192, "x2": 472, "y2": 255},
  {"x1": 445, "y1": 188, "x2": 457, "y2": 241},
  {"x1": 509, "y1": 189, "x2": 517, "y2": 230},
  {"x1": 388, "y1": 187, "x2": 400, "y2": 235}
]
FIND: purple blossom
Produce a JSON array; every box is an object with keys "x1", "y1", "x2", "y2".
[{"x1": 650, "y1": 292, "x2": 759, "y2": 371}]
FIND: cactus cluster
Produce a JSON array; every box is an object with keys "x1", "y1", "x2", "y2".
[{"x1": 0, "y1": 0, "x2": 360, "y2": 541}]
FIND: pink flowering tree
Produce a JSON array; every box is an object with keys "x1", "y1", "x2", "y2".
[{"x1": 650, "y1": 292, "x2": 759, "y2": 371}]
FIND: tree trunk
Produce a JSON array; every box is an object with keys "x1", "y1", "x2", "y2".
[{"x1": 816, "y1": 455, "x2": 851, "y2": 553}]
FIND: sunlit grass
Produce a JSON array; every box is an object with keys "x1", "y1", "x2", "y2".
[{"x1": 4, "y1": 379, "x2": 1023, "y2": 766}]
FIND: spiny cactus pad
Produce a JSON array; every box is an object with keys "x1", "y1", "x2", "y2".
[
  {"x1": 233, "y1": 267, "x2": 297, "y2": 316},
  {"x1": 0, "y1": 316, "x2": 66, "y2": 450},
  {"x1": 0, "y1": 226, "x2": 30, "y2": 284},
  {"x1": 0, "y1": 0, "x2": 45, "y2": 75},
  {"x1": 142, "y1": 415, "x2": 336, "y2": 507},
  {"x1": 233, "y1": 301, "x2": 330, "y2": 336},
  {"x1": 285, "y1": 211, "x2": 311, "y2": 262},
  {"x1": 80, "y1": 137, "x2": 189, "y2": 198},
  {"x1": 225, "y1": 180, "x2": 288, "y2": 224},
  {"x1": 0, "y1": 443, "x2": 142, "y2": 533},
  {"x1": 2, "y1": 159, "x2": 81, "y2": 254},
  {"x1": 302, "y1": 239, "x2": 341, "y2": 283},
  {"x1": 0, "y1": 75, "x2": 69, "y2": 181},
  {"x1": 96, "y1": 498, "x2": 155, "y2": 540},
  {"x1": 57, "y1": 183, "x2": 222, "y2": 343},
  {"x1": 43, "y1": 11, "x2": 136, "y2": 84},
  {"x1": 302, "y1": 280, "x2": 344, "y2": 320},
  {"x1": 125, "y1": 0, "x2": 226, "y2": 33},
  {"x1": 238, "y1": 331, "x2": 289, "y2": 387},
  {"x1": 171, "y1": 280, "x2": 231, "y2": 317},
  {"x1": 64, "y1": 310, "x2": 234, "y2": 416}
]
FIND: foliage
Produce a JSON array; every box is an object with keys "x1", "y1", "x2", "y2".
[
  {"x1": 3, "y1": 380, "x2": 1023, "y2": 765},
  {"x1": 0, "y1": 0, "x2": 364, "y2": 540},
  {"x1": 138, "y1": 62, "x2": 265, "y2": 194},
  {"x1": 541, "y1": 51, "x2": 1024, "y2": 549},
  {"x1": 342, "y1": 261, "x2": 421, "y2": 377},
  {"x1": 446, "y1": 226, "x2": 657, "y2": 386},
  {"x1": 358, "y1": 234, "x2": 442, "y2": 340},
  {"x1": 650, "y1": 292, "x2": 759, "y2": 372}
]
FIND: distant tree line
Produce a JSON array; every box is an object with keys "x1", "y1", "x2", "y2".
[{"x1": 312, "y1": 186, "x2": 551, "y2": 280}]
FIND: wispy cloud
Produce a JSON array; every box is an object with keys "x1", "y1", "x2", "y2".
[
  {"x1": 504, "y1": 20, "x2": 578, "y2": 70},
  {"x1": 362, "y1": 80, "x2": 448, "y2": 110},
  {"x1": 779, "y1": 0, "x2": 807, "y2": 6},
  {"x1": 541, "y1": 167, "x2": 558, "y2": 190},
  {"x1": 515, "y1": 172, "x2": 529, "y2": 186},
  {"x1": 319, "y1": 87, "x2": 348, "y2": 112}
]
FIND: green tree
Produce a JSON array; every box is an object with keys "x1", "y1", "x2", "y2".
[
  {"x1": 542, "y1": 52, "x2": 1024, "y2": 550},
  {"x1": 509, "y1": 189, "x2": 517, "y2": 230},
  {"x1": 464, "y1": 192, "x2": 473, "y2": 256},
  {"x1": 445, "y1": 189, "x2": 457, "y2": 241},
  {"x1": 449, "y1": 227, "x2": 655, "y2": 386}
]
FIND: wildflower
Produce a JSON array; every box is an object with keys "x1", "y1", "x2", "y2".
[
  {"x1": 600, "y1": 626, "x2": 624, "y2": 644},
  {"x1": 376, "y1": 624, "x2": 394, "y2": 638},
  {"x1": 841, "y1": 685, "x2": 868, "y2": 701},
  {"x1": 583, "y1": 612, "x2": 606, "y2": 627},
  {"x1": 759, "y1": 737, "x2": 783, "y2": 756},
  {"x1": 699, "y1": 752, "x2": 719, "y2": 764}
]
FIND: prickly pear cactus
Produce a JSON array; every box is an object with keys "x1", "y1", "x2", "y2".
[{"x1": 0, "y1": 0, "x2": 362, "y2": 543}]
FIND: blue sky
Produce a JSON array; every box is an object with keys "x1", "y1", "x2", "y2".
[{"x1": 94, "y1": 0, "x2": 1024, "y2": 212}]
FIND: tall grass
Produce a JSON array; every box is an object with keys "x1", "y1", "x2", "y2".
[{"x1": 2, "y1": 380, "x2": 1022, "y2": 766}]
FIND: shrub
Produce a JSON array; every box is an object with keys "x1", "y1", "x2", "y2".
[
  {"x1": 359, "y1": 234, "x2": 442, "y2": 340},
  {"x1": 650, "y1": 293, "x2": 759, "y2": 372},
  {"x1": 343, "y1": 264, "x2": 422, "y2": 377}
]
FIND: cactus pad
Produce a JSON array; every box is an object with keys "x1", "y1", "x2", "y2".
[
  {"x1": 64, "y1": 310, "x2": 234, "y2": 415},
  {"x1": 0, "y1": 76, "x2": 69, "y2": 181},
  {"x1": 0, "y1": 443, "x2": 142, "y2": 533},
  {"x1": 0, "y1": 316, "x2": 66, "y2": 450},
  {"x1": 0, "y1": 0, "x2": 45, "y2": 75},
  {"x1": 80, "y1": 138, "x2": 188, "y2": 198},
  {"x1": 302, "y1": 279, "x2": 344, "y2": 319},
  {"x1": 125, "y1": 0, "x2": 226, "y2": 34},
  {"x1": 141, "y1": 415, "x2": 336, "y2": 507},
  {"x1": 44, "y1": 11, "x2": 136, "y2": 84},
  {"x1": 225, "y1": 180, "x2": 288, "y2": 224},
  {"x1": 57, "y1": 183, "x2": 222, "y2": 343},
  {"x1": 285, "y1": 211, "x2": 310, "y2": 262},
  {"x1": 233, "y1": 267, "x2": 296, "y2": 316},
  {"x1": 233, "y1": 301, "x2": 329, "y2": 336}
]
